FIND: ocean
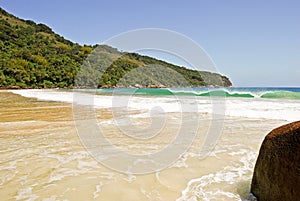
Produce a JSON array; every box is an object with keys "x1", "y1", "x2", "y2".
[{"x1": 1, "y1": 87, "x2": 299, "y2": 200}]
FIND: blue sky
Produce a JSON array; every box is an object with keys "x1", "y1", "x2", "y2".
[{"x1": 1, "y1": 0, "x2": 299, "y2": 86}]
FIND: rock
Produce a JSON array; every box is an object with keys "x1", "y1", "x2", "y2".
[
  {"x1": 9, "y1": 86, "x2": 21, "y2": 89},
  {"x1": 251, "y1": 121, "x2": 300, "y2": 201},
  {"x1": 146, "y1": 84, "x2": 167, "y2": 88}
]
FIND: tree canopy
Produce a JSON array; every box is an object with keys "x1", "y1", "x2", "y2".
[{"x1": 0, "y1": 8, "x2": 232, "y2": 88}]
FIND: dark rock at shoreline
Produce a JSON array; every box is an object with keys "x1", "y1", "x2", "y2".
[{"x1": 251, "y1": 121, "x2": 300, "y2": 201}]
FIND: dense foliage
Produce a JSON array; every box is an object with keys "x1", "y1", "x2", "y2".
[{"x1": 0, "y1": 8, "x2": 232, "y2": 88}]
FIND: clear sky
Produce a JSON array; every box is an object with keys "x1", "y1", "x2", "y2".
[{"x1": 1, "y1": 0, "x2": 299, "y2": 86}]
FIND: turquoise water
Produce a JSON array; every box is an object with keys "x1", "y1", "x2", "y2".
[{"x1": 92, "y1": 87, "x2": 300, "y2": 100}]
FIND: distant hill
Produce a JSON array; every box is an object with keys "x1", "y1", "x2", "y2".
[{"x1": 0, "y1": 8, "x2": 232, "y2": 88}]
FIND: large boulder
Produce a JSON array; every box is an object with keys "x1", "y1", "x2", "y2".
[{"x1": 251, "y1": 121, "x2": 300, "y2": 201}]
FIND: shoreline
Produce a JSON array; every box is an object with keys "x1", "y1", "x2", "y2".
[
  {"x1": 0, "y1": 91, "x2": 287, "y2": 201},
  {"x1": 8, "y1": 88, "x2": 299, "y2": 122}
]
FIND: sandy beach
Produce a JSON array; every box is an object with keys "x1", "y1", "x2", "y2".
[{"x1": 0, "y1": 90, "x2": 292, "y2": 200}]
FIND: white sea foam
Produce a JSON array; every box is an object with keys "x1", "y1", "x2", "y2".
[
  {"x1": 123, "y1": 174, "x2": 137, "y2": 183},
  {"x1": 10, "y1": 89, "x2": 74, "y2": 103},
  {"x1": 176, "y1": 151, "x2": 257, "y2": 201},
  {"x1": 11, "y1": 89, "x2": 300, "y2": 122},
  {"x1": 93, "y1": 181, "x2": 104, "y2": 199},
  {"x1": 15, "y1": 187, "x2": 38, "y2": 201}
]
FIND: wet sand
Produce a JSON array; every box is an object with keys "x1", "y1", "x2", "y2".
[{"x1": 0, "y1": 92, "x2": 286, "y2": 200}]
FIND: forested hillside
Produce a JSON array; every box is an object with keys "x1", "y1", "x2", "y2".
[{"x1": 0, "y1": 8, "x2": 232, "y2": 88}]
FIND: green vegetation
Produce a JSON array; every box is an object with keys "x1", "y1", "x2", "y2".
[{"x1": 0, "y1": 8, "x2": 232, "y2": 88}]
